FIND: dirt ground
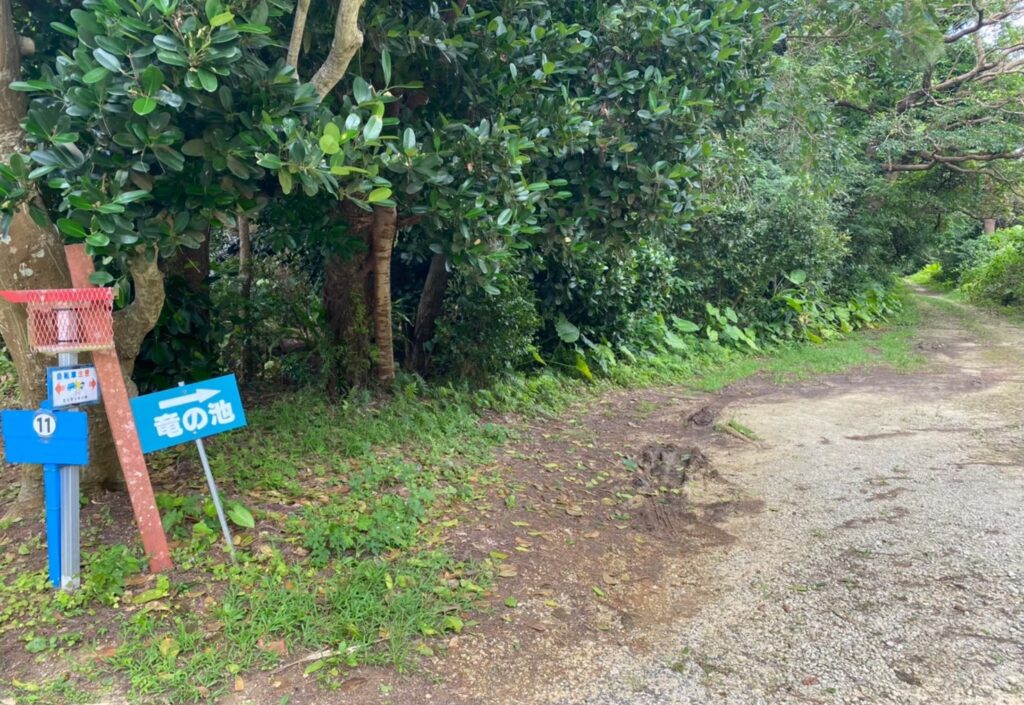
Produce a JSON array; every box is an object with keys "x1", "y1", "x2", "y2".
[
  {"x1": 342, "y1": 291, "x2": 1024, "y2": 705},
  {"x1": 5, "y1": 290, "x2": 1024, "y2": 705}
]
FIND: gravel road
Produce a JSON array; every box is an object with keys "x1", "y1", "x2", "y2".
[{"x1": 514, "y1": 293, "x2": 1024, "y2": 705}]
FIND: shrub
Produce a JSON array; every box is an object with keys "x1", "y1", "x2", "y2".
[
  {"x1": 961, "y1": 226, "x2": 1024, "y2": 307},
  {"x1": 432, "y1": 273, "x2": 541, "y2": 381}
]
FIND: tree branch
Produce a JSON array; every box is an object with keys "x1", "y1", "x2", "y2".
[
  {"x1": 309, "y1": 0, "x2": 366, "y2": 100},
  {"x1": 287, "y1": 0, "x2": 311, "y2": 71},
  {"x1": 834, "y1": 99, "x2": 873, "y2": 114},
  {"x1": 113, "y1": 249, "x2": 165, "y2": 363}
]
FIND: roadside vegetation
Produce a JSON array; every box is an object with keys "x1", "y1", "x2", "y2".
[
  {"x1": 0, "y1": 291, "x2": 921, "y2": 704},
  {"x1": 912, "y1": 225, "x2": 1024, "y2": 314},
  {"x1": 2, "y1": 0, "x2": 1022, "y2": 701}
]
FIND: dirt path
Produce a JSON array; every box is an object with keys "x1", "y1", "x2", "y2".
[{"x1": 374, "y1": 291, "x2": 1024, "y2": 705}]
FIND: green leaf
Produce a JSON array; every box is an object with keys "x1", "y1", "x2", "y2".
[
  {"x1": 367, "y1": 187, "x2": 392, "y2": 203},
  {"x1": 787, "y1": 269, "x2": 807, "y2": 285},
  {"x1": 9, "y1": 80, "x2": 55, "y2": 92},
  {"x1": 210, "y1": 11, "x2": 234, "y2": 26},
  {"x1": 56, "y1": 218, "x2": 87, "y2": 238},
  {"x1": 319, "y1": 134, "x2": 340, "y2": 155},
  {"x1": 671, "y1": 316, "x2": 700, "y2": 333},
  {"x1": 303, "y1": 660, "x2": 326, "y2": 676},
  {"x1": 381, "y1": 48, "x2": 392, "y2": 85},
  {"x1": 574, "y1": 353, "x2": 593, "y2": 381},
  {"x1": 555, "y1": 314, "x2": 580, "y2": 344},
  {"x1": 196, "y1": 69, "x2": 218, "y2": 92},
  {"x1": 235, "y1": 23, "x2": 271, "y2": 34},
  {"x1": 497, "y1": 208, "x2": 513, "y2": 226},
  {"x1": 257, "y1": 153, "x2": 283, "y2": 169},
  {"x1": 181, "y1": 139, "x2": 207, "y2": 157},
  {"x1": 113, "y1": 190, "x2": 152, "y2": 204},
  {"x1": 352, "y1": 76, "x2": 372, "y2": 104},
  {"x1": 227, "y1": 503, "x2": 255, "y2": 529},
  {"x1": 664, "y1": 330, "x2": 689, "y2": 351},
  {"x1": 278, "y1": 169, "x2": 293, "y2": 194},
  {"x1": 442, "y1": 615, "x2": 464, "y2": 634},
  {"x1": 402, "y1": 128, "x2": 416, "y2": 153},
  {"x1": 132, "y1": 97, "x2": 157, "y2": 116},
  {"x1": 81, "y1": 68, "x2": 110, "y2": 84},
  {"x1": 141, "y1": 65, "x2": 164, "y2": 95},
  {"x1": 92, "y1": 48, "x2": 121, "y2": 73},
  {"x1": 132, "y1": 583, "x2": 169, "y2": 604},
  {"x1": 363, "y1": 114, "x2": 383, "y2": 141}
]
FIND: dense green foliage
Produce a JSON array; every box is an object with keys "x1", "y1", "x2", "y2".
[
  {"x1": 920, "y1": 225, "x2": 1024, "y2": 310},
  {"x1": 3, "y1": 0, "x2": 1022, "y2": 389}
]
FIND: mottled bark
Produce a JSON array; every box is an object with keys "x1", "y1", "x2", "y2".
[
  {"x1": 238, "y1": 214, "x2": 255, "y2": 381},
  {"x1": 370, "y1": 206, "x2": 397, "y2": 383},
  {"x1": 287, "y1": 0, "x2": 311, "y2": 70},
  {"x1": 984, "y1": 218, "x2": 997, "y2": 235},
  {"x1": 309, "y1": 0, "x2": 366, "y2": 100},
  {"x1": 406, "y1": 252, "x2": 449, "y2": 375},
  {"x1": 1, "y1": 0, "x2": 71, "y2": 516},
  {"x1": 323, "y1": 203, "x2": 373, "y2": 395}
]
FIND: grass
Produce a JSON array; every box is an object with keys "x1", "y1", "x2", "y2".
[
  {"x1": 0, "y1": 290, "x2": 923, "y2": 704},
  {"x1": 906, "y1": 262, "x2": 952, "y2": 289}
]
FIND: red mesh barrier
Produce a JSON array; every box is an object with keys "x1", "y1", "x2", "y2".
[{"x1": 0, "y1": 288, "x2": 114, "y2": 354}]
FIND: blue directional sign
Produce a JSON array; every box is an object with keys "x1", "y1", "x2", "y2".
[
  {"x1": 130, "y1": 374, "x2": 247, "y2": 453},
  {"x1": 2, "y1": 409, "x2": 89, "y2": 466}
]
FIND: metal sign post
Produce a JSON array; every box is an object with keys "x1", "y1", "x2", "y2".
[
  {"x1": 131, "y1": 375, "x2": 248, "y2": 559},
  {"x1": 1, "y1": 406, "x2": 89, "y2": 588}
]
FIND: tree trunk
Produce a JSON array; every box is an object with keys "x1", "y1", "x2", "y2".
[
  {"x1": 370, "y1": 206, "x2": 397, "y2": 383},
  {"x1": 983, "y1": 218, "x2": 996, "y2": 235},
  {"x1": 1, "y1": 0, "x2": 165, "y2": 517},
  {"x1": 406, "y1": 252, "x2": 449, "y2": 375},
  {"x1": 238, "y1": 214, "x2": 255, "y2": 381},
  {"x1": 323, "y1": 203, "x2": 374, "y2": 396},
  {"x1": 1, "y1": 0, "x2": 72, "y2": 516}
]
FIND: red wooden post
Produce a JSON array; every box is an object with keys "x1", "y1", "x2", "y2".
[{"x1": 65, "y1": 245, "x2": 173, "y2": 573}]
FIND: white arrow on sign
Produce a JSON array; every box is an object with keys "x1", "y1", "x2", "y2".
[{"x1": 158, "y1": 388, "x2": 219, "y2": 410}]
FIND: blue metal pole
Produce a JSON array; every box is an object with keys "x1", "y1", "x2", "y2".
[{"x1": 43, "y1": 463, "x2": 62, "y2": 588}]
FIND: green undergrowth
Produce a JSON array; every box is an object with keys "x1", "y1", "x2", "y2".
[{"x1": 0, "y1": 289, "x2": 921, "y2": 705}]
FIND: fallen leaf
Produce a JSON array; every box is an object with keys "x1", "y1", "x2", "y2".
[
  {"x1": 339, "y1": 676, "x2": 367, "y2": 693},
  {"x1": 489, "y1": 551, "x2": 509, "y2": 561},
  {"x1": 132, "y1": 586, "x2": 168, "y2": 605},
  {"x1": 497, "y1": 564, "x2": 518, "y2": 578},
  {"x1": 261, "y1": 639, "x2": 287, "y2": 657},
  {"x1": 159, "y1": 636, "x2": 179, "y2": 661},
  {"x1": 95, "y1": 644, "x2": 118, "y2": 659},
  {"x1": 510, "y1": 521, "x2": 530, "y2": 527},
  {"x1": 565, "y1": 505, "x2": 584, "y2": 517},
  {"x1": 525, "y1": 621, "x2": 547, "y2": 632},
  {"x1": 583, "y1": 531, "x2": 600, "y2": 539},
  {"x1": 234, "y1": 676, "x2": 245, "y2": 691},
  {"x1": 802, "y1": 676, "x2": 818, "y2": 686},
  {"x1": 602, "y1": 573, "x2": 620, "y2": 586},
  {"x1": 125, "y1": 574, "x2": 153, "y2": 588}
]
